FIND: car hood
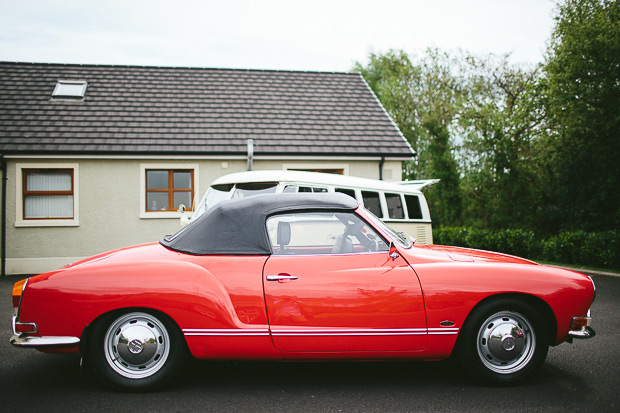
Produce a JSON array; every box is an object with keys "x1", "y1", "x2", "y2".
[{"x1": 413, "y1": 244, "x2": 539, "y2": 265}]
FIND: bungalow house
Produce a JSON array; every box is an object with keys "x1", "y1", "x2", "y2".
[{"x1": 0, "y1": 62, "x2": 415, "y2": 275}]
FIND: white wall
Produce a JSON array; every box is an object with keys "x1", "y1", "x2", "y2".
[{"x1": 4, "y1": 157, "x2": 403, "y2": 274}]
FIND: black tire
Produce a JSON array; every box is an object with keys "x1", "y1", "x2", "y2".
[
  {"x1": 457, "y1": 298, "x2": 549, "y2": 385},
  {"x1": 87, "y1": 311, "x2": 187, "y2": 391}
]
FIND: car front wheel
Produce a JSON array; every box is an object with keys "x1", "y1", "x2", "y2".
[
  {"x1": 457, "y1": 299, "x2": 549, "y2": 385},
  {"x1": 88, "y1": 311, "x2": 186, "y2": 391}
]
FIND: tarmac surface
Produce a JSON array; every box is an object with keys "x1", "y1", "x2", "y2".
[{"x1": 1, "y1": 271, "x2": 619, "y2": 412}]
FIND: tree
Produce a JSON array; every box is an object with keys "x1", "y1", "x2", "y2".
[
  {"x1": 355, "y1": 49, "x2": 463, "y2": 226},
  {"x1": 458, "y1": 55, "x2": 544, "y2": 229},
  {"x1": 542, "y1": 0, "x2": 620, "y2": 232}
]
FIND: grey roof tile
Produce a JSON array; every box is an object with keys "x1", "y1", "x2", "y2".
[{"x1": 0, "y1": 62, "x2": 414, "y2": 158}]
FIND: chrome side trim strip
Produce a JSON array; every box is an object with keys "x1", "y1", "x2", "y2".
[
  {"x1": 183, "y1": 328, "x2": 270, "y2": 336},
  {"x1": 10, "y1": 334, "x2": 80, "y2": 347},
  {"x1": 272, "y1": 328, "x2": 459, "y2": 336},
  {"x1": 182, "y1": 327, "x2": 459, "y2": 337}
]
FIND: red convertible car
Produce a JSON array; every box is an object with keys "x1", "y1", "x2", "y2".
[{"x1": 11, "y1": 193, "x2": 595, "y2": 390}]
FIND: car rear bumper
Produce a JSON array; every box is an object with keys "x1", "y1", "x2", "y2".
[
  {"x1": 10, "y1": 334, "x2": 80, "y2": 347},
  {"x1": 10, "y1": 316, "x2": 80, "y2": 347}
]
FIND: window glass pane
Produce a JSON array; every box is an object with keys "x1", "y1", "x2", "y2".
[
  {"x1": 298, "y1": 186, "x2": 313, "y2": 193},
  {"x1": 53, "y1": 81, "x2": 87, "y2": 97},
  {"x1": 283, "y1": 185, "x2": 297, "y2": 193},
  {"x1": 24, "y1": 195, "x2": 73, "y2": 218},
  {"x1": 385, "y1": 193, "x2": 404, "y2": 219},
  {"x1": 147, "y1": 171, "x2": 169, "y2": 190},
  {"x1": 312, "y1": 187, "x2": 327, "y2": 193},
  {"x1": 147, "y1": 192, "x2": 169, "y2": 211},
  {"x1": 233, "y1": 182, "x2": 277, "y2": 198},
  {"x1": 335, "y1": 188, "x2": 356, "y2": 199},
  {"x1": 173, "y1": 172, "x2": 191, "y2": 189},
  {"x1": 200, "y1": 184, "x2": 232, "y2": 213},
  {"x1": 26, "y1": 171, "x2": 71, "y2": 191},
  {"x1": 267, "y1": 212, "x2": 388, "y2": 255},
  {"x1": 405, "y1": 195, "x2": 423, "y2": 219},
  {"x1": 173, "y1": 192, "x2": 191, "y2": 209},
  {"x1": 361, "y1": 191, "x2": 382, "y2": 217}
]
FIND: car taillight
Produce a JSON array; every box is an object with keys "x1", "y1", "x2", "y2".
[{"x1": 12, "y1": 278, "x2": 28, "y2": 316}]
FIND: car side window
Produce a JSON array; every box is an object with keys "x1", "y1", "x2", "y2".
[{"x1": 266, "y1": 212, "x2": 389, "y2": 255}]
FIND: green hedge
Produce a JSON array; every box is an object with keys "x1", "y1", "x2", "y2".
[{"x1": 432, "y1": 227, "x2": 620, "y2": 270}]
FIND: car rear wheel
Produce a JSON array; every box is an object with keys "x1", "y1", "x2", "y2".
[
  {"x1": 457, "y1": 298, "x2": 549, "y2": 385},
  {"x1": 88, "y1": 311, "x2": 186, "y2": 391}
]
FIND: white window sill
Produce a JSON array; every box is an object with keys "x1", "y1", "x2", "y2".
[
  {"x1": 15, "y1": 219, "x2": 79, "y2": 227},
  {"x1": 139, "y1": 211, "x2": 186, "y2": 219}
]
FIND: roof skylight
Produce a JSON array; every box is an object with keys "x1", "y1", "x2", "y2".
[{"x1": 52, "y1": 80, "x2": 87, "y2": 99}]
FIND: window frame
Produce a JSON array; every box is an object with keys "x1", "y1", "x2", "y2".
[
  {"x1": 52, "y1": 80, "x2": 87, "y2": 99},
  {"x1": 15, "y1": 163, "x2": 80, "y2": 227},
  {"x1": 139, "y1": 164, "x2": 199, "y2": 219}
]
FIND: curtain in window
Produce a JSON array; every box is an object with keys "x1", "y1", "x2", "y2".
[
  {"x1": 24, "y1": 171, "x2": 73, "y2": 219},
  {"x1": 25, "y1": 196, "x2": 74, "y2": 218}
]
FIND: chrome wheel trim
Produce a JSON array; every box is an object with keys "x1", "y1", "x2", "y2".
[
  {"x1": 476, "y1": 310, "x2": 536, "y2": 374},
  {"x1": 103, "y1": 312, "x2": 170, "y2": 379}
]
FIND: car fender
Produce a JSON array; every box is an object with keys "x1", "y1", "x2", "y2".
[
  {"x1": 18, "y1": 259, "x2": 243, "y2": 340},
  {"x1": 411, "y1": 262, "x2": 595, "y2": 346}
]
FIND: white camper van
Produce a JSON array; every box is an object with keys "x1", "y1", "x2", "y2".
[{"x1": 183, "y1": 170, "x2": 438, "y2": 244}]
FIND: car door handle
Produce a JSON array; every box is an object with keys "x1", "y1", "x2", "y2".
[{"x1": 266, "y1": 274, "x2": 298, "y2": 281}]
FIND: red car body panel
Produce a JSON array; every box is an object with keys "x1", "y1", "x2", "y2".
[{"x1": 13, "y1": 203, "x2": 595, "y2": 364}]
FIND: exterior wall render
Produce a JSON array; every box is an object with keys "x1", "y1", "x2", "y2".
[{"x1": 4, "y1": 157, "x2": 402, "y2": 274}]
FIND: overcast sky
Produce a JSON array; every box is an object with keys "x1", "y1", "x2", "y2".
[{"x1": 0, "y1": 0, "x2": 557, "y2": 72}]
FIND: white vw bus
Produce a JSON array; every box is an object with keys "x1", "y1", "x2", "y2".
[{"x1": 183, "y1": 170, "x2": 438, "y2": 244}]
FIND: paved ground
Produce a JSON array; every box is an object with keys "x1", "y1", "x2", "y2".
[{"x1": 1, "y1": 273, "x2": 619, "y2": 412}]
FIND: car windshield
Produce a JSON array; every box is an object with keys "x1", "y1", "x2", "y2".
[{"x1": 361, "y1": 207, "x2": 412, "y2": 248}]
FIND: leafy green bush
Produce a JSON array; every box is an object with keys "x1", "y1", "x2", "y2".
[{"x1": 432, "y1": 227, "x2": 620, "y2": 270}]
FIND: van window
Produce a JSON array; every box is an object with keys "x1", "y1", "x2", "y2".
[
  {"x1": 385, "y1": 193, "x2": 405, "y2": 219},
  {"x1": 199, "y1": 184, "x2": 234, "y2": 214},
  {"x1": 361, "y1": 191, "x2": 382, "y2": 217},
  {"x1": 335, "y1": 188, "x2": 356, "y2": 199},
  {"x1": 233, "y1": 182, "x2": 277, "y2": 198},
  {"x1": 299, "y1": 186, "x2": 327, "y2": 193},
  {"x1": 405, "y1": 194, "x2": 423, "y2": 219},
  {"x1": 284, "y1": 185, "x2": 327, "y2": 193}
]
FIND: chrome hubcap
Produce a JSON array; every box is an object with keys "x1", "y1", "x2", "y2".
[
  {"x1": 477, "y1": 311, "x2": 535, "y2": 374},
  {"x1": 104, "y1": 312, "x2": 170, "y2": 379}
]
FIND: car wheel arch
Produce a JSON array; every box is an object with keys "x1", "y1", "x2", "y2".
[
  {"x1": 81, "y1": 307, "x2": 188, "y2": 358},
  {"x1": 457, "y1": 293, "x2": 557, "y2": 348}
]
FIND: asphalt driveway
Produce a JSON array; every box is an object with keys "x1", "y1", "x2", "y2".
[{"x1": 1, "y1": 272, "x2": 619, "y2": 412}]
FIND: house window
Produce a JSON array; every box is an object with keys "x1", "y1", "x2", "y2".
[
  {"x1": 23, "y1": 169, "x2": 74, "y2": 219},
  {"x1": 146, "y1": 169, "x2": 194, "y2": 212},
  {"x1": 16, "y1": 163, "x2": 80, "y2": 227},
  {"x1": 52, "y1": 80, "x2": 87, "y2": 99}
]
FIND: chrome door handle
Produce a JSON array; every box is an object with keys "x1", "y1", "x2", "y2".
[{"x1": 266, "y1": 274, "x2": 298, "y2": 281}]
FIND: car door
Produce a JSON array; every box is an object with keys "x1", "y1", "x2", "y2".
[{"x1": 263, "y1": 211, "x2": 427, "y2": 352}]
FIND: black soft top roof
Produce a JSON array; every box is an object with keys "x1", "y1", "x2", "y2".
[{"x1": 160, "y1": 193, "x2": 359, "y2": 255}]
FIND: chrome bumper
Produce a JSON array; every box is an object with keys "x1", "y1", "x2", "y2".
[
  {"x1": 568, "y1": 326, "x2": 596, "y2": 339},
  {"x1": 10, "y1": 334, "x2": 80, "y2": 347},
  {"x1": 568, "y1": 311, "x2": 596, "y2": 340},
  {"x1": 11, "y1": 316, "x2": 80, "y2": 347}
]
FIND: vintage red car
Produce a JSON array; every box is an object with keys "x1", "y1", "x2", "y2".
[{"x1": 10, "y1": 193, "x2": 595, "y2": 390}]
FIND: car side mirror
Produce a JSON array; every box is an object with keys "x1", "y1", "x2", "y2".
[
  {"x1": 177, "y1": 204, "x2": 186, "y2": 213},
  {"x1": 389, "y1": 243, "x2": 399, "y2": 260}
]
